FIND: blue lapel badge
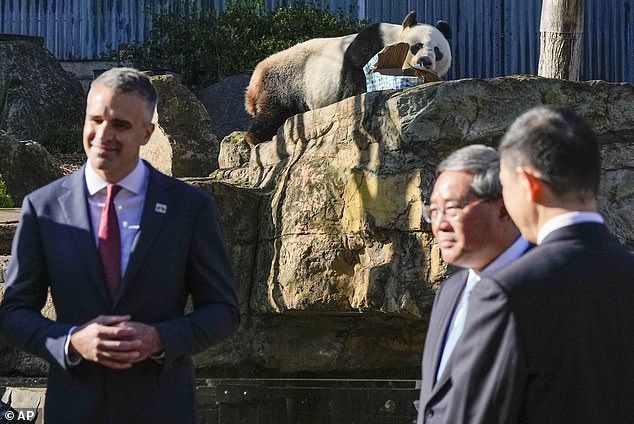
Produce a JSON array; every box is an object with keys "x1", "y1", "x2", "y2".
[{"x1": 155, "y1": 203, "x2": 167, "y2": 214}]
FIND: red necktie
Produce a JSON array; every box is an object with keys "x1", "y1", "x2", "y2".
[{"x1": 98, "y1": 184, "x2": 123, "y2": 301}]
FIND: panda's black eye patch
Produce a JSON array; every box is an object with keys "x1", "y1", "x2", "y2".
[
  {"x1": 410, "y1": 43, "x2": 424, "y2": 54},
  {"x1": 434, "y1": 47, "x2": 444, "y2": 61}
]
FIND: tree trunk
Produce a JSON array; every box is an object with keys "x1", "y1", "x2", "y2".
[{"x1": 538, "y1": 0, "x2": 584, "y2": 80}]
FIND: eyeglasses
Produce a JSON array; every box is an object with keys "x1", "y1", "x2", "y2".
[{"x1": 423, "y1": 198, "x2": 487, "y2": 224}]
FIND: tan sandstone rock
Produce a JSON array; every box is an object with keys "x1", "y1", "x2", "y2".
[{"x1": 140, "y1": 75, "x2": 219, "y2": 177}]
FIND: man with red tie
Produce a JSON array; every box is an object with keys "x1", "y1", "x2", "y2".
[{"x1": 0, "y1": 68, "x2": 240, "y2": 423}]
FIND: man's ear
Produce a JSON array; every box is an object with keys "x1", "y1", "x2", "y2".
[
  {"x1": 142, "y1": 122, "x2": 155, "y2": 145},
  {"x1": 495, "y1": 198, "x2": 512, "y2": 220},
  {"x1": 521, "y1": 167, "x2": 543, "y2": 202}
]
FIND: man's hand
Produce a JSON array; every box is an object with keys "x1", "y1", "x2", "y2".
[
  {"x1": 114, "y1": 320, "x2": 164, "y2": 363},
  {"x1": 69, "y1": 315, "x2": 164, "y2": 369},
  {"x1": 69, "y1": 315, "x2": 141, "y2": 369}
]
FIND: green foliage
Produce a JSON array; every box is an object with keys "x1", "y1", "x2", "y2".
[
  {"x1": 104, "y1": 0, "x2": 368, "y2": 90},
  {"x1": 0, "y1": 173, "x2": 13, "y2": 208}
]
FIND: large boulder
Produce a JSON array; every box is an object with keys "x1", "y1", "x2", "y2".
[
  {"x1": 0, "y1": 36, "x2": 84, "y2": 142},
  {"x1": 140, "y1": 75, "x2": 219, "y2": 177},
  {"x1": 0, "y1": 132, "x2": 63, "y2": 205},
  {"x1": 218, "y1": 131, "x2": 251, "y2": 169},
  {"x1": 197, "y1": 74, "x2": 252, "y2": 141}
]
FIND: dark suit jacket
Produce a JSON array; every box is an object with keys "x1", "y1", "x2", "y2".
[
  {"x1": 445, "y1": 223, "x2": 634, "y2": 424},
  {"x1": 417, "y1": 268, "x2": 469, "y2": 424},
  {"x1": 0, "y1": 163, "x2": 240, "y2": 424}
]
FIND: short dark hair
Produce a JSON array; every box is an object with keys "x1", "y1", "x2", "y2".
[
  {"x1": 437, "y1": 144, "x2": 502, "y2": 201},
  {"x1": 498, "y1": 106, "x2": 601, "y2": 197},
  {"x1": 91, "y1": 67, "x2": 157, "y2": 122}
]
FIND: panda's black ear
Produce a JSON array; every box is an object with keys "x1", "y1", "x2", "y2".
[
  {"x1": 436, "y1": 20, "x2": 452, "y2": 39},
  {"x1": 402, "y1": 11, "x2": 417, "y2": 28}
]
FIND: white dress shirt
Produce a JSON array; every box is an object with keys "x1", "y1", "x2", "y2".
[
  {"x1": 537, "y1": 211, "x2": 604, "y2": 245},
  {"x1": 85, "y1": 159, "x2": 149, "y2": 275}
]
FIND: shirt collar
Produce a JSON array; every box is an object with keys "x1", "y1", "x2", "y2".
[
  {"x1": 85, "y1": 159, "x2": 148, "y2": 196},
  {"x1": 537, "y1": 212, "x2": 604, "y2": 244},
  {"x1": 467, "y1": 236, "x2": 530, "y2": 285}
]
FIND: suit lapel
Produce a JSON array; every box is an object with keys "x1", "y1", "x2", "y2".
[
  {"x1": 116, "y1": 167, "x2": 172, "y2": 304},
  {"x1": 429, "y1": 270, "x2": 468, "y2": 391},
  {"x1": 57, "y1": 168, "x2": 112, "y2": 307},
  {"x1": 428, "y1": 241, "x2": 535, "y2": 396}
]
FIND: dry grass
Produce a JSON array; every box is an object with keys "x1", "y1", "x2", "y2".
[{"x1": 53, "y1": 153, "x2": 85, "y2": 176}]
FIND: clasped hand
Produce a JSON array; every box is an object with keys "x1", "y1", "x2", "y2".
[{"x1": 69, "y1": 315, "x2": 164, "y2": 369}]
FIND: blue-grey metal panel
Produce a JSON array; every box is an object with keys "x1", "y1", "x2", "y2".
[
  {"x1": 502, "y1": 0, "x2": 540, "y2": 77},
  {"x1": 0, "y1": 0, "x2": 632, "y2": 84},
  {"x1": 0, "y1": 0, "x2": 200, "y2": 60},
  {"x1": 584, "y1": 0, "x2": 633, "y2": 82}
]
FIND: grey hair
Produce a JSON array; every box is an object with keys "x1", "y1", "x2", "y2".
[
  {"x1": 91, "y1": 67, "x2": 157, "y2": 122},
  {"x1": 436, "y1": 144, "x2": 502, "y2": 200}
]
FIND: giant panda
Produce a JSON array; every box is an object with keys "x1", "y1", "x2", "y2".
[{"x1": 244, "y1": 11, "x2": 452, "y2": 144}]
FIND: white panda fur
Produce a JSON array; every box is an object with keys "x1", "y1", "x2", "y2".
[{"x1": 245, "y1": 11, "x2": 451, "y2": 144}]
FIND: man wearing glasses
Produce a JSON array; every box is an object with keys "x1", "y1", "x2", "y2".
[
  {"x1": 416, "y1": 144, "x2": 530, "y2": 424},
  {"x1": 443, "y1": 107, "x2": 634, "y2": 423}
]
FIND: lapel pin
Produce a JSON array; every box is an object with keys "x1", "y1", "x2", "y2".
[{"x1": 155, "y1": 203, "x2": 167, "y2": 214}]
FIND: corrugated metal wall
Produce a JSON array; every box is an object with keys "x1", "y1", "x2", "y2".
[
  {"x1": 0, "y1": 0, "x2": 225, "y2": 60},
  {"x1": 360, "y1": 0, "x2": 633, "y2": 83},
  {"x1": 1, "y1": 0, "x2": 151, "y2": 60},
  {"x1": 0, "y1": 0, "x2": 632, "y2": 83}
]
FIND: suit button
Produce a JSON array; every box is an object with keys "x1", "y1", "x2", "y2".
[{"x1": 426, "y1": 409, "x2": 434, "y2": 418}]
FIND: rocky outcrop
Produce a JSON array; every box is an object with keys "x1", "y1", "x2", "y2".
[
  {"x1": 0, "y1": 209, "x2": 19, "y2": 255},
  {"x1": 218, "y1": 132, "x2": 251, "y2": 169},
  {"x1": 140, "y1": 75, "x2": 219, "y2": 177},
  {"x1": 197, "y1": 74, "x2": 252, "y2": 141},
  {"x1": 242, "y1": 76, "x2": 633, "y2": 324},
  {"x1": 0, "y1": 36, "x2": 84, "y2": 142},
  {"x1": 0, "y1": 132, "x2": 63, "y2": 205},
  {"x1": 207, "y1": 76, "x2": 633, "y2": 372},
  {"x1": 1, "y1": 76, "x2": 633, "y2": 377}
]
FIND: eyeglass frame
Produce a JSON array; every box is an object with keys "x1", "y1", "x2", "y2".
[{"x1": 422, "y1": 197, "x2": 491, "y2": 225}]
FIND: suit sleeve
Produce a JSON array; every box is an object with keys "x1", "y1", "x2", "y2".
[
  {"x1": 0, "y1": 196, "x2": 73, "y2": 370},
  {"x1": 153, "y1": 193, "x2": 240, "y2": 369},
  {"x1": 443, "y1": 277, "x2": 527, "y2": 424}
]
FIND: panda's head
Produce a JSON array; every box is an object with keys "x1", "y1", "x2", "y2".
[{"x1": 393, "y1": 11, "x2": 452, "y2": 77}]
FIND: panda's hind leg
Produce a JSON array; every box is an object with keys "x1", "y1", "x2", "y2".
[{"x1": 247, "y1": 101, "x2": 301, "y2": 145}]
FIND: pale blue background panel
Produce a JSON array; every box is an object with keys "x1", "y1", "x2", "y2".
[{"x1": 0, "y1": 0, "x2": 631, "y2": 83}]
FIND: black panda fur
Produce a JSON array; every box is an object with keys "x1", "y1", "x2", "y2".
[{"x1": 245, "y1": 11, "x2": 451, "y2": 144}]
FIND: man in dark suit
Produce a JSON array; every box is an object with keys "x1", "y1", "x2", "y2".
[
  {"x1": 417, "y1": 145, "x2": 529, "y2": 424},
  {"x1": 0, "y1": 68, "x2": 240, "y2": 423},
  {"x1": 445, "y1": 106, "x2": 634, "y2": 423}
]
